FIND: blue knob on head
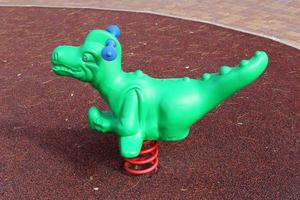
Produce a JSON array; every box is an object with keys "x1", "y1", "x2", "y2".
[
  {"x1": 106, "y1": 25, "x2": 121, "y2": 38},
  {"x1": 101, "y1": 39, "x2": 117, "y2": 61}
]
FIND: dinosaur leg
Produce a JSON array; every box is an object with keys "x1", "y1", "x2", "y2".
[
  {"x1": 88, "y1": 106, "x2": 113, "y2": 133},
  {"x1": 119, "y1": 133, "x2": 143, "y2": 158},
  {"x1": 112, "y1": 89, "x2": 140, "y2": 137}
]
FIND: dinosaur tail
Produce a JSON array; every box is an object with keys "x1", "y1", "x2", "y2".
[{"x1": 198, "y1": 51, "x2": 268, "y2": 116}]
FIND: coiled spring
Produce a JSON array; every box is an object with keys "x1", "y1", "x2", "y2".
[{"x1": 124, "y1": 141, "x2": 158, "y2": 175}]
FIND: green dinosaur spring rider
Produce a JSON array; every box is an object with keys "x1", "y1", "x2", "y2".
[{"x1": 51, "y1": 25, "x2": 268, "y2": 175}]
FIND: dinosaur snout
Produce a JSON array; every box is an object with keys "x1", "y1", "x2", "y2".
[
  {"x1": 51, "y1": 45, "x2": 93, "y2": 81},
  {"x1": 51, "y1": 51, "x2": 60, "y2": 64},
  {"x1": 51, "y1": 46, "x2": 64, "y2": 66},
  {"x1": 52, "y1": 46, "x2": 67, "y2": 65},
  {"x1": 51, "y1": 45, "x2": 80, "y2": 65}
]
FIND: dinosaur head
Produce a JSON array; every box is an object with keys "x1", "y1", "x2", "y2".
[{"x1": 51, "y1": 25, "x2": 122, "y2": 83}]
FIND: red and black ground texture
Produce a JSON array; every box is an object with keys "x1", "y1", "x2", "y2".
[{"x1": 0, "y1": 7, "x2": 299, "y2": 200}]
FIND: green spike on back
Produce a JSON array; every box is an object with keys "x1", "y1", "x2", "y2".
[{"x1": 51, "y1": 25, "x2": 268, "y2": 158}]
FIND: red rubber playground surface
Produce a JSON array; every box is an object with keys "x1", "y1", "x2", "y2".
[{"x1": 0, "y1": 7, "x2": 299, "y2": 199}]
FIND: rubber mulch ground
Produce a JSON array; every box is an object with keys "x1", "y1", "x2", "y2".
[{"x1": 0, "y1": 7, "x2": 299, "y2": 200}]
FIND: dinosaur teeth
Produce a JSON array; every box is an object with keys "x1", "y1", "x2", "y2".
[
  {"x1": 239, "y1": 60, "x2": 249, "y2": 67},
  {"x1": 202, "y1": 73, "x2": 211, "y2": 80},
  {"x1": 219, "y1": 66, "x2": 231, "y2": 75}
]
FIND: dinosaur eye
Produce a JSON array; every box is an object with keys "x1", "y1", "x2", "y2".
[
  {"x1": 82, "y1": 53, "x2": 94, "y2": 62},
  {"x1": 82, "y1": 55, "x2": 88, "y2": 62}
]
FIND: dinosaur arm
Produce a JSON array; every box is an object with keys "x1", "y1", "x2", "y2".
[
  {"x1": 112, "y1": 89, "x2": 140, "y2": 136},
  {"x1": 88, "y1": 89, "x2": 140, "y2": 136},
  {"x1": 88, "y1": 107, "x2": 113, "y2": 133}
]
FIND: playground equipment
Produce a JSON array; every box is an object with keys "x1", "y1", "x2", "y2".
[{"x1": 51, "y1": 25, "x2": 268, "y2": 175}]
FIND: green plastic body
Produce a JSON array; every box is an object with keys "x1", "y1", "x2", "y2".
[{"x1": 51, "y1": 26, "x2": 268, "y2": 158}]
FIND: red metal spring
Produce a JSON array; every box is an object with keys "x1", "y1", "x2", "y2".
[{"x1": 124, "y1": 141, "x2": 158, "y2": 175}]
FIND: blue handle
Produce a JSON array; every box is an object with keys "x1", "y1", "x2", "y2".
[
  {"x1": 101, "y1": 39, "x2": 117, "y2": 61},
  {"x1": 102, "y1": 25, "x2": 120, "y2": 61}
]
